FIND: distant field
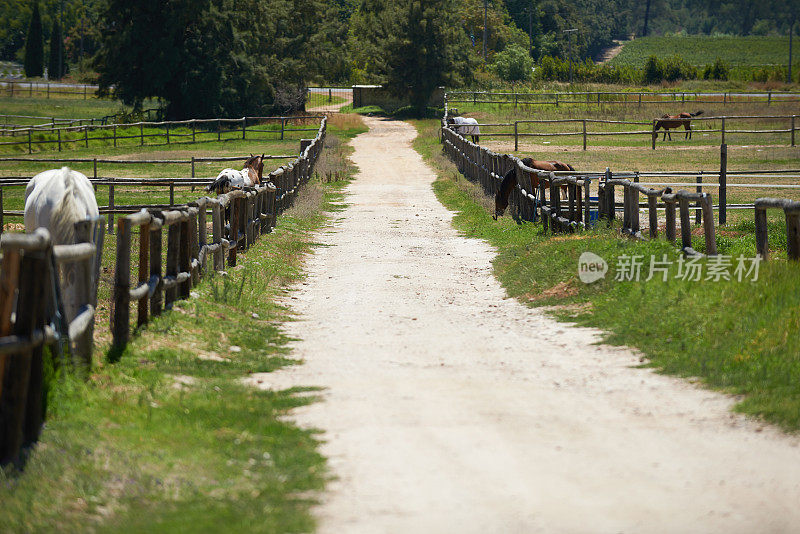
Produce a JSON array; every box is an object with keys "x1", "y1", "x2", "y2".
[{"x1": 609, "y1": 36, "x2": 793, "y2": 67}]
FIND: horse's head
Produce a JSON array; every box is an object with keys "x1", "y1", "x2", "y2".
[{"x1": 446, "y1": 117, "x2": 455, "y2": 125}]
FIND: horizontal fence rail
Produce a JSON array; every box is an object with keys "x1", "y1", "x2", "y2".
[
  {"x1": 446, "y1": 90, "x2": 800, "y2": 108},
  {"x1": 0, "y1": 115, "x2": 324, "y2": 153},
  {"x1": 446, "y1": 115, "x2": 799, "y2": 151}
]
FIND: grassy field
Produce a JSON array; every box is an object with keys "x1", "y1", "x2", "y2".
[
  {"x1": 0, "y1": 113, "x2": 367, "y2": 532},
  {"x1": 414, "y1": 118, "x2": 800, "y2": 431},
  {"x1": 0, "y1": 96, "x2": 149, "y2": 123},
  {"x1": 609, "y1": 35, "x2": 796, "y2": 68}
]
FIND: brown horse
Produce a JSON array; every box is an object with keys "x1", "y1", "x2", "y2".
[
  {"x1": 494, "y1": 158, "x2": 575, "y2": 219},
  {"x1": 654, "y1": 110, "x2": 703, "y2": 141},
  {"x1": 244, "y1": 153, "x2": 264, "y2": 186}
]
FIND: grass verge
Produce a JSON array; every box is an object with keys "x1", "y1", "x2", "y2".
[
  {"x1": 0, "y1": 116, "x2": 366, "y2": 532},
  {"x1": 413, "y1": 118, "x2": 800, "y2": 432}
]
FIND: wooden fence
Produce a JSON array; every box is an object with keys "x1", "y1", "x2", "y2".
[
  {"x1": 0, "y1": 115, "x2": 323, "y2": 153},
  {"x1": 0, "y1": 79, "x2": 99, "y2": 99},
  {"x1": 446, "y1": 90, "x2": 800, "y2": 108},
  {"x1": 0, "y1": 108, "x2": 164, "y2": 134},
  {"x1": 449, "y1": 115, "x2": 799, "y2": 152},
  {"x1": 110, "y1": 117, "x2": 326, "y2": 349},
  {"x1": 441, "y1": 121, "x2": 800, "y2": 260},
  {"x1": 0, "y1": 218, "x2": 103, "y2": 466}
]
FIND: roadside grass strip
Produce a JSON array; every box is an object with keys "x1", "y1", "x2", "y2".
[
  {"x1": 0, "y1": 119, "x2": 365, "y2": 532},
  {"x1": 414, "y1": 118, "x2": 800, "y2": 432}
]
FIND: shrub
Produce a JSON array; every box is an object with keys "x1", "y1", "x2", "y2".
[
  {"x1": 703, "y1": 58, "x2": 729, "y2": 80},
  {"x1": 492, "y1": 44, "x2": 534, "y2": 83}
]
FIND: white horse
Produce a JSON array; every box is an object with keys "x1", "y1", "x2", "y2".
[
  {"x1": 447, "y1": 116, "x2": 481, "y2": 143},
  {"x1": 25, "y1": 167, "x2": 99, "y2": 323}
]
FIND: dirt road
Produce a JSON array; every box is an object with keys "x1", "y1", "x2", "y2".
[{"x1": 248, "y1": 117, "x2": 800, "y2": 533}]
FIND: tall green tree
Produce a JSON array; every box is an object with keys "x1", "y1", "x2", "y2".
[
  {"x1": 47, "y1": 19, "x2": 65, "y2": 79},
  {"x1": 382, "y1": 0, "x2": 474, "y2": 114},
  {"x1": 24, "y1": 2, "x2": 44, "y2": 77}
]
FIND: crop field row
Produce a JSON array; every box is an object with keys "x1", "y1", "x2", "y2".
[{"x1": 608, "y1": 36, "x2": 796, "y2": 67}]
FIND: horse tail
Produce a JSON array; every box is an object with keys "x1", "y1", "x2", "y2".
[
  {"x1": 206, "y1": 175, "x2": 230, "y2": 194},
  {"x1": 49, "y1": 168, "x2": 82, "y2": 246},
  {"x1": 691, "y1": 110, "x2": 703, "y2": 117},
  {"x1": 494, "y1": 167, "x2": 517, "y2": 219}
]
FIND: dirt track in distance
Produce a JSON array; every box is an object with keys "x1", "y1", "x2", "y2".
[{"x1": 246, "y1": 116, "x2": 800, "y2": 534}]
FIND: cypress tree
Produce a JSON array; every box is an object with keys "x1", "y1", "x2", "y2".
[
  {"x1": 382, "y1": 0, "x2": 474, "y2": 115},
  {"x1": 48, "y1": 20, "x2": 65, "y2": 79},
  {"x1": 24, "y1": 2, "x2": 44, "y2": 78}
]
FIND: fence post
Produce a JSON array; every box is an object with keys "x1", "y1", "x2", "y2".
[
  {"x1": 84, "y1": 126, "x2": 89, "y2": 148},
  {"x1": 113, "y1": 125, "x2": 117, "y2": 148},
  {"x1": 787, "y1": 211, "x2": 800, "y2": 261},
  {"x1": 701, "y1": 195, "x2": 717, "y2": 256},
  {"x1": 179, "y1": 218, "x2": 191, "y2": 299},
  {"x1": 166, "y1": 122, "x2": 170, "y2": 144},
  {"x1": 138, "y1": 220, "x2": 150, "y2": 327},
  {"x1": 755, "y1": 206, "x2": 768, "y2": 259},
  {"x1": 651, "y1": 120, "x2": 657, "y2": 150},
  {"x1": 768, "y1": 91, "x2": 772, "y2": 106},
  {"x1": 665, "y1": 198, "x2": 676, "y2": 243},
  {"x1": 582, "y1": 120, "x2": 587, "y2": 151},
  {"x1": 212, "y1": 203, "x2": 223, "y2": 271},
  {"x1": 679, "y1": 197, "x2": 692, "y2": 250},
  {"x1": 169, "y1": 182, "x2": 175, "y2": 206},
  {"x1": 217, "y1": 119, "x2": 221, "y2": 142},
  {"x1": 0, "y1": 187, "x2": 3, "y2": 234},
  {"x1": 721, "y1": 117, "x2": 726, "y2": 145},
  {"x1": 191, "y1": 157, "x2": 195, "y2": 180},
  {"x1": 584, "y1": 178, "x2": 591, "y2": 227},
  {"x1": 112, "y1": 217, "x2": 131, "y2": 350},
  {"x1": 150, "y1": 220, "x2": 163, "y2": 317},
  {"x1": 165, "y1": 222, "x2": 179, "y2": 308},
  {"x1": 28, "y1": 128, "x2": 32, "y2": 154},
  {"x1": 242, "y1": 117, "x2": 246, "y2": 140},
  {"x1": 719, "y1": 144, "x2": 727, "y2": 225},
  {"x1": 108, "y1": 178, "x2": 115, "y2": 234},
  {"x1": 514, "y1": 122, "x2": 518, "y2": 152},
  {"x1": 57, "y1": 129, "x2": 61, "y2": 152},
  {"x1": 192, "y1": 120, "x2": 196, "y2": 143},
  {"x1": 792, "y1": 116, "x2": 796, "y2": 147},
  {"x1": 648, "y1": 194, "x2": 658, "y2": 238},
  {"x1": 280, "y1": 118, "x2": 285, "y2": 140}
]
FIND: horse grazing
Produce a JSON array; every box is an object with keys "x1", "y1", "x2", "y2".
[
  {"x1": 206, "y1": 154, "x2": 265, "y2": 194},
  {"x1": 24, "y1": 167, "x2": 99, "y2": 322},
  {"x1": 654, "y1": 110, "x2": 703, "y2": 141},
  {"x1": 494, "y1": 158, "x2": 576, "y2": 219},
  {"x1": 446, "y1": 116, "x2": 481, "y2": 143}
]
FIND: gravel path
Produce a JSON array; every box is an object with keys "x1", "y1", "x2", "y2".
[{"x1": 247, "y1": 117, "x2": 800, "y2": 533}]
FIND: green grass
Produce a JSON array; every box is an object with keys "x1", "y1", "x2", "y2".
[
  {"x1": 413, "y1": 117, "x2": 800, "y2": 432},
  {"x1": 0, "y1": 115, "x2": 367, "y2": 532},
  {"x1": 609, "y1": 35, "x2": 797, "y2": 68},
  {"x1": 0, "y1": 96, "x2": 146, "y2": 123}
]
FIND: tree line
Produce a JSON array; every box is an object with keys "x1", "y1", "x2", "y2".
[{"x1": 3, "y1": 0, "x2": 798, "y2": 118}]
